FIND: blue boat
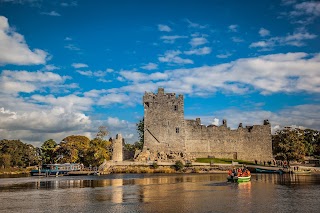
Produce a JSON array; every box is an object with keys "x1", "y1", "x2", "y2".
[
  {"x1": 30, "y1": 163, "x2": 81, "y2": 176},
  {"x1": 255, "y1": 168, "x2": 283, "y2": 174}
]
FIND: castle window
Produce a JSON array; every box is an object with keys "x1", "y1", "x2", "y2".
[
  {"x1": 144, "y1": 102, "x2": 149, "y2": 107},
  {"x1": 176, "y1": 127, "x2": 179, "y2": 133},
  {"x1": 174, "y1": 105, "x2": 178, "y2": 111}
]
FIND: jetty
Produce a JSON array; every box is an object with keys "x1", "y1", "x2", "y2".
[{"x1": 67, "y1": 171, "x2": 100, "y2": 176}]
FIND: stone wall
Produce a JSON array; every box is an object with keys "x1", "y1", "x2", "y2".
[
  {"x1": 184, "y1": 118, "x2": 273, "y2": 161},
  {"x1": 139, "y1": 88, "x2": 273, "y2": 162}
]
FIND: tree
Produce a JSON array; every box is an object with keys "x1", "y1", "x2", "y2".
[
  {"x1": 24, "y1": 144, "x2": 38, "y2": 167},
  {"x1": 303, "y1": 129, "x2": 320, "y2": 156},
  {"x1": 0, "y1": 139, "x2": 37, "y2": 168},
  {"x1": 85, "y1": 138, "x2": 112, "y2": 167},
  {"x1": 136, "y1": 118, "x2": 144, "y2": 149},
  {"x1": 273, "y1": 128, "x2": 306, "y2": 162},
  {"x1": 96, "y1": 126, "x2": 109, "y2": 139},
  {"x1": 0, "y1": 153, "x2": 11, "y2": 169},
  {"x1": 56, "y1": 135, "x2": 90, "y2": 163},
  {"x1": 41, "y1": 139, "x2": 57, "y2": 164}
]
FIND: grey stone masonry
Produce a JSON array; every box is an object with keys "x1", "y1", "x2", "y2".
[
  {"x1": 137, "y1": 88, "x2": 273, "y2": 162},
  {"x1": 112, "y1": 134, "x2": 124, "y2": 162}
]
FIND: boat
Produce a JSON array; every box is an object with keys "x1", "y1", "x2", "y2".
[
  {"x1": 292, "y1": 170, "x2": 311, "y2": 175},
  {"x1": 30, "y1": 163, "x2": 81, "y2": 176},
  {"x1": 255, "y1": 168, "x2": 283, "y2": 174},
  {"x1": 227, "y1": 168, "x2": 251, "y2": 183},
  {"x1": 227, "y1": 175, "x2": 251, "y2": 182}
]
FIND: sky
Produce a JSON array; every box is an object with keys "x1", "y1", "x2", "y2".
[{"x1": 0, "y1": 0, "x2": 319, "y2": 146}]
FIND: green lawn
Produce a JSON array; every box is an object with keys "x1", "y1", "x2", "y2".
[{"x1": 195, "y1": 158, "x2": 255, "y2": 165}]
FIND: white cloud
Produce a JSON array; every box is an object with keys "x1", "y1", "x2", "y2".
[
  {"x1": 64, "y1": 37, "x2": 72, "y2": 41},
  {"x1": 259, "y1": 28, "x2": 270, "y2": 37},
  {"x1": 281, "y1": 0, "x2": 296, "y2": 5},
  {"x1": 141, "y1": 62, "x2": 158, "y2": 70},
  {"x1": 76, "y1": 69, "x2": 109, "y2": 82},
  {"x1": 158, "y1": 24, "x2": 172, "y2": 32},
  {"x1": 228, "y1": 24, "x2": 238, "y2": 32},
  {"x1": 231, "y1": 37, "x2": 244, "y2": 43},
  {"x1": 185, "y1": 19, "x2": 207, "y2": 29},
  {"x1": 65, "y1": 44, "x2": 80, "y2": 51},
  {"x1": 107, "y1": 117, "x2": 128, "y2": 128},
  {"x1": 1, "y1": 0, "x2": 41, "y2": 6},
  {"x1": 184, "y1": 47, "x2": 211, "y2": 55},
  {"x1": 0, "y1": 16, "x2": 48, "y2": 65},
  {"x1": 97, "y1": 93, "x2": 134, "y2": 106},
  {"x1": 196, "y1": 104, "x2": 320, "y2": 132},
  {"x1": 160, "y1": 35, "x2": 188, "y2": 44},
  {"x1": 216, "y1": 53, "x2": 232, "y2": 58},
  {"x1": 60, "y1": 1, "x2": 77, "y2": 7},
  {"x1": 119, "y1": 70, "x2": 167, "y2": 82},
  {"x1": 106, "y1": 68, "x2": 114, "y2": 72},
  {"x1": 116, "y1": 52, "x2": 320, "y2": 97},
  {"x1": 189, "y1": 37, "x2": 208, "y2": 47},
  {"x1": 31, "y1": 94, "x2": 93, "y2": 111},
  {"x1": 72, "y1": 63, "x2": 88, "y2": 68},
  {"x1": 293, "y1": 1, "x2": 320, "y2": 17},
  {"x1": 40, "y1": 11, "x2": 61, "y2": 16},
  {"x1": 0, "y1": 70, "x2": 69, "y2": 94},
  {"x1": 76, "y1": 70, "x2": 92, "y2": 76},
  {"x1": 212, "y1": 118, "x2": 219, "y2": 126},
  {"x1": 250, "y1": 32, "x2": 317, "y2": 50},
  {"x1": 43, "y1": 64, "x2": 60, "y2": 71},
  {"x1": 158, "y1": 50, "x2": 193, "y2": 65}
]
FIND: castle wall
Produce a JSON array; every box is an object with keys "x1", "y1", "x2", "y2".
[
  {"x1": 184, "y1": 119, "x2": 273, "y2": 161},
  {"x1": 141, "y1": 88, "x2": 273, "y2": 162}
]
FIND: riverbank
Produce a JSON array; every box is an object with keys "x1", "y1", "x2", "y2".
[{"x1": 0, "y1": 167, "x2": 32, "y2": 175}]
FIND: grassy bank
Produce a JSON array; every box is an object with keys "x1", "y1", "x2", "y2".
[
  {"x1": 108, "y1": 165, "x2": 229, "y2": 174},
  {"x1": 0, "y1": 167, "x2": 32, "y2": 175},
  {"x1": 195, "y1": 158, "x2": 255, "y2": 165}
]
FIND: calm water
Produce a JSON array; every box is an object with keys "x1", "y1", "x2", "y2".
[{"x1": 0, "y1": 173, "x2": 320, "y2": 213}]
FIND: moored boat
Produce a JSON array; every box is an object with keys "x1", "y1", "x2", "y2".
[
  {"x1": 255, "y1": 168, "x2": 283, "y2": 174},
  {"x1": 292, "y1": 170, "x2": 311, "y2": 175},
  {"x1": 30, "y1": 163, "x2": 81, "y2": 176}
]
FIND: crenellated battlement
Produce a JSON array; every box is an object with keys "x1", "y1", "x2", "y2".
[{"x1": 143, "y1": 88, "x2": 183, "y2": 106}]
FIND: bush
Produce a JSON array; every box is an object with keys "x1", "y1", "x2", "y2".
[
  {"x1": 152, "y1": 162, "x2": 159, "y2": 169},
  {"x1": 175, "y1": 160, "x2": 184, "y2": 171}
]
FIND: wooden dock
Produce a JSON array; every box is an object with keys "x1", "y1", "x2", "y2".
[{"x1": 67, "y1": 171, "x2": 100, "y2": 176}]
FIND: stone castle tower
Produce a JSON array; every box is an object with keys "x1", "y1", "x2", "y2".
[
  {"x1": 112, "y1": 134, "x2": 124, "y2": 162},
  {"x1": 143, "y1": 88, "x2": 185, "y2": 152},
  {"x1": 139, "y1": 88, "x2": 273, "y2": 162}
]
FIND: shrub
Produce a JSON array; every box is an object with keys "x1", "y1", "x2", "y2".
[
  {"x1": 175, "y1": 160, "x2": 184, "y2": 171},
  {"x1": 152, "y1": 162, "x2": 159, "y2": 169}
]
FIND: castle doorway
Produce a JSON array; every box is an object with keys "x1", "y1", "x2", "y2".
[{"x1": 233, "y1": 152, "x2": 237, "y2": 160}]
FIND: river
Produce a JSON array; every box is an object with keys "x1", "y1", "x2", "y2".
[{"x1": 0, "y1": 173, "x2": 320, "y2": 213}]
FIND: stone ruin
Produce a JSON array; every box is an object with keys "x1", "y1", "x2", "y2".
[{"x1": 135, "y1": 88, "x2": 273, "y2": 162}]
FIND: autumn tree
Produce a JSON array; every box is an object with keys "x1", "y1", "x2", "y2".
[
  {"x1": 56, "y1": 135, "x2": 90, "y2": 163},
  {"x1": 85, "y1": 138, "x2": 112, "y2": 167},
  {"x1": 0, "y1": 139, "x2": 37, "y2": 168},
  {"x1": 303, "y1": 129, "x2": 320, "y2": 156},
  {"x1": 0, "y1": 153, "x2": 11, "y2": 168},
  {"x1": 41, "y1": 139, "x2": 57, "y2": 164},
  {"x1": 273, "y1": 128, "x2": 306, "y2": 162}
]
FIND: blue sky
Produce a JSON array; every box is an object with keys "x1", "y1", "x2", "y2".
[{"x1": 0, "y1": 0, "x2": 319, "y2": 146}]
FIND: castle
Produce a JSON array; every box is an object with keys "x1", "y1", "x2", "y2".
[{"x1": 136, "y1": 88, "x2": 273, "y2": 162}]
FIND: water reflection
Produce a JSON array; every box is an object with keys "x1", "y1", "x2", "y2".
[{"x1": 1, "y1": 173, "x2": 320, "y2": 213}]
